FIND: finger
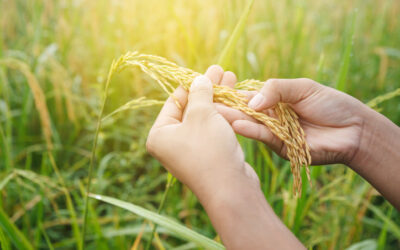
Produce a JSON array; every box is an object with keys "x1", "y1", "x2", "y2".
[
  {"x1": 216, "y1": 104, "x2": 258, "y2": 124},
  {"x1": 205, "y1": 65, "x2": 224, "y2": 84},
  {"x1": 220, "y1": 71, "x2": 237, "y2": 88},
  {"x1": 239, "y1": 90, "x2": 257, "y2": 102},
  {"x1": 186, "y1": 75, "x2": 213, "y2": 114},
  {"x1": 232, "y1": 120, "x2": 286, "y2": 157},
  {"x1": 152, "y1": 86, "x2": 188, "y2": 129},
  {"x1": 248, "y1": 78, "x2": 319, "y2": 111}
]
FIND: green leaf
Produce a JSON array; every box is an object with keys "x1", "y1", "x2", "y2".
[
  {"x1": 336, "y1": 9, "x2": 357, "y2": 92},
  {"x1": 0, "y1": 207, "x2": 34, "y2": 250},
  {"x1": 90, "y1": 194, "x2": 225, "y2": 250},
  {"x1": 345, "y1": 239, "x2": 377, "y2": 250},
  {"x1": 0, "y1": 172, "x2": 15, "y2": 191},
  {"x1": 217, "y1": 0, "x2": 255, "y2": 69},
  {"x1": 366, "y1": 88, "x2": 400, "y2": 109},
  {"x1": 367, "y1": 203, "x2": 400, "y2": 239},
  {"x1": 0, "y1": 227, "x2": 11, "y2": 250}
]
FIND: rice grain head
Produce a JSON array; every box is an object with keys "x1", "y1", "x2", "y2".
[
  {"x1": 0, "y1": 58, "x2": 53, "y2": 151},
  {"x1": 108, "y1": 51, "x2": 312, "y2": 196}
]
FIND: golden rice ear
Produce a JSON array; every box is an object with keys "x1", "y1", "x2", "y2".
[
  {"x1": 109, "y1": 52, "x2": 312, "y2": 196},
  {"x1": 0, "y1": 58, "x2": 53, "y2": 151}
]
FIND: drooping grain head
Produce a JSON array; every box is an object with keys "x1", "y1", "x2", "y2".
[{"x1": 107, "y1": 52, "x2": 312, "y2": 196}]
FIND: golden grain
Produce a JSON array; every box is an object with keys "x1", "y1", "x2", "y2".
[
  {"x1": 0, "y1": 58, "x2": 53, "y2": 151},
  {"x1": 109, "y1": 51, "x2": 312, "y2": 196}
]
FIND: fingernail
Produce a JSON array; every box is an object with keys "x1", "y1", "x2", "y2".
[
  {"x1": 191, "y1": 75, "x2": 211, "y2": 91},
  {"x1": 248, "y1": 93, "x2": 265, "y2": 109}
]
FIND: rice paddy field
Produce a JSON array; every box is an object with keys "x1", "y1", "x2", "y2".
[{"x1": 1, "y1": 0, "x2": 400, "y2": 249}]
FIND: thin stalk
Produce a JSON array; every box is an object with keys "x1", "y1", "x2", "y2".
[
  {"x1": 48, "y1": 152, "x2": 82, "y2": 250},
  {"x1": 81, "y1": 60, "x2": 115, "y2": 247},
  {"x1": 144, "y1": 175, "x2": 174, "y2": 250},
  {"x1": 217, "y1": 0, "x2": 255, "y2": 69}
]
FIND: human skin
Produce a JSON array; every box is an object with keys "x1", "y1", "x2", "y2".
[
  {"x1": 146, "y1": 65, "x2": 400, "y2": 249},
  {"x1": 217, "y1": 76, "x2": 400, "y2": 210}
]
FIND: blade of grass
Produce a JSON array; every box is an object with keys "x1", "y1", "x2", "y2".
[
  {"x1": 217, "y1": 0, "x2": 255, "y2": 69},
  {"x1": 0, "y1": 227, "x2": 11, "y2": 250},
  {"x1": 0, "y1": 58, "x2": 53, "y2": 150},
  {"x1": 336, "y1": 9, "x2": 357, "y2": 92},
  {"x1": 0, "y1": 207, "x2": 33, "y2": 250},
  {"x1": 81, "y1": 58, "x2": 120, "y2": 247},
  {"x1": 0, "y1": 172, "x2": 16, "y2": 190},
  {"x1": 144, "y1": 173, "x2": 174, "y2": 250},
  {"x1": 39, "y1": 223, "x2": 55, "y2": 250},
  {"x1": 377, "y1": 206, "x2": 393, "y2": 250},
  {"x1": 101, "y1": 97, "x2": 163, "y2": 122},
  {"x1": 48, "y1": 152, "x2": 82, "y2": 250},
  {"x1": 89, "y1": 193, "x2": 225, "y2": 250},
  {"x1": 345, "y1": 239, "x2": 377, "y2": 250},
  {"x1": 367, "y1": 88, "x2": 400, "y2": 109},
  {"x1": 367, "y1": 203, "x2": 400, "y2": 239}
]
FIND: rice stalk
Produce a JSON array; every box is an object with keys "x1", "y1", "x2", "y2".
[
  {"x1": 144, "y1": 173, "x2": 174, "y2": 250},
  {"x1": 81, "y1": 55, "x2": 129, "y2": 247},
  {"x1": 217, "y1": 0, "x2": 255, "y2": 68},
  {"x1": 0, "y1": 58, "x2": 53, "y2": 151},
  {"x1": 109, "y1": 51, "x2": 312, "y2": 196},
  {"x1": 81, "y1": 51, "x2": 312, "y2": 248},
  {"x1": 102, "y1": 97, "x2": 164, "y2": 122},
  {"x1": 336, "y1": 9, "x2": 357, "y2": 92},
  {"x1": 48, "y1": 58, "x2": 77, "y2": 123},
  {"x1": 367, "y1": 88, "x2": 400, "y2": 109}
]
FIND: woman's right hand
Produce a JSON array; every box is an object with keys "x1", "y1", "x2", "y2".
[{"x1": 217, "y1": 78, "x2": 368, "y2": 165}]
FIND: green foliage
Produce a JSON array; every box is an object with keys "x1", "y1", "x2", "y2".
[
  {"x1": 0, "y1": 0, "x2": 399, "y2": 249},
  {"x1": 90, "y1": 194, "x2": 224, "y2": 249},
  {"x1": 217, "y1": 0, "x2": 255, "y2": 69},
  {"x1": 0, "y1": 208, "x2": 33, "y2": 250}
]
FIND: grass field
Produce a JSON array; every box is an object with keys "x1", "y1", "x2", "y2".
[{"x1": 1, "y1": 0, "x2": 400, "y2": 249}]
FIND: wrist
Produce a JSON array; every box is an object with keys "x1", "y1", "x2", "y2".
[
  {"x1": 348, "y1": 106, "x2": 395, "y2": 170},
  {"x1": 190, "y1": 164, "x2": 260, "y2": 206},
  {"x1": 193, "y1": 165, "x2": 305, "y2": 249},
  {"x1": 347, "y1": 106, "x2": 400, "y2": 208}
]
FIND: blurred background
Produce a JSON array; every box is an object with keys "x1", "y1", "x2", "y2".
[{"x1": 0, "y1": 0, "x2": 399, "y2": 249}]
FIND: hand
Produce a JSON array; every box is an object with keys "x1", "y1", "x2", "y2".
[
  {"x1": 146, "y1": 66, "x2": 305, "y2": 249},
  {"x1": 217, "y1": 76, "x2": 400, "y2": 209},
  {"x1": 146, "y1": 66, "x2": 259, "y2": 200},
  {"x1": 217, "y1": 78, "x2": 367, "y2": 165}
]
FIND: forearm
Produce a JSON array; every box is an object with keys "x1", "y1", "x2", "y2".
[
  {"x1": 349, "y1": 107, "x2": 400, "y2": 210},
  {"x1": 192, "y1": 170, "x2": 305, "y2": 250}
]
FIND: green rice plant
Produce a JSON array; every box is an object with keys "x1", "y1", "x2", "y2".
[
  {"x1": 144, "y1": 173, "x2": 175, "y2": 250},
  {"x1": 336, "y1": 9, "x2": 357, "y2": 92},
  {"x1": 90, "y1": 193, "x2": 225, "y2": 250},
  {"x1": 217, "y1": 0, "x2": 255, "y2": 69},
  {"x1": 102, "y1": 97, "x2": 164, "y2": 122},
  {"x1": 0, "y1": 227, "x2": 11, "y2": 250},
  {"x1": 0, "y1": 207, "x2": 33, "y2": 250},
  {"x1": 100, "y1": 51, "x2": 311, "y2": 195},
  {"x1": 0, "y1": 57, "x2": 52, "y2": 150},
  {"x1": 1, "y1": 0, "x2": 399, "y2": 248},
  {"x1": 367, "y1": 203, "x2": 400, "y2": 239},
  {"x1": 367, "y1": 88, "x2": 400, "y2": 109}
]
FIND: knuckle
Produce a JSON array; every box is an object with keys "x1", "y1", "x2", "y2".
[
  {"x1": 194, "y1": 87, "x2": 211, "y2": 95},
  {"x1": 209, "y1": 64, "x2": 224, "y2": 72},
  {"x1": 225, "y1": 71, "x2": 237, "y2": 79},
  {"x1": 299, "y1": 78, "x2": 317, "y2": 87},
  {"x1": 265, "y1": 78, "x2": 279, "y2": 90},
  {"x1": 188, "y1": 103, "x2": 211, "y2": 116}
]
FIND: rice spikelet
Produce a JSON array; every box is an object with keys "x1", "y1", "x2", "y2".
[
  {"x1": 108, "y1": 51, "x2": 312, "y2": 196},
  {"x1": 0, "y1": 58, "x2": 53, "y2": 151}
]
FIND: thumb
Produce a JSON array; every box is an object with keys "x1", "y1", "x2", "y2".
[
  {"x1": 187, "y1": 75, "x2": 214, "y2": 108},
  {"x1": 248, "y1": 78, "x2": 318, "y2": 111}
]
